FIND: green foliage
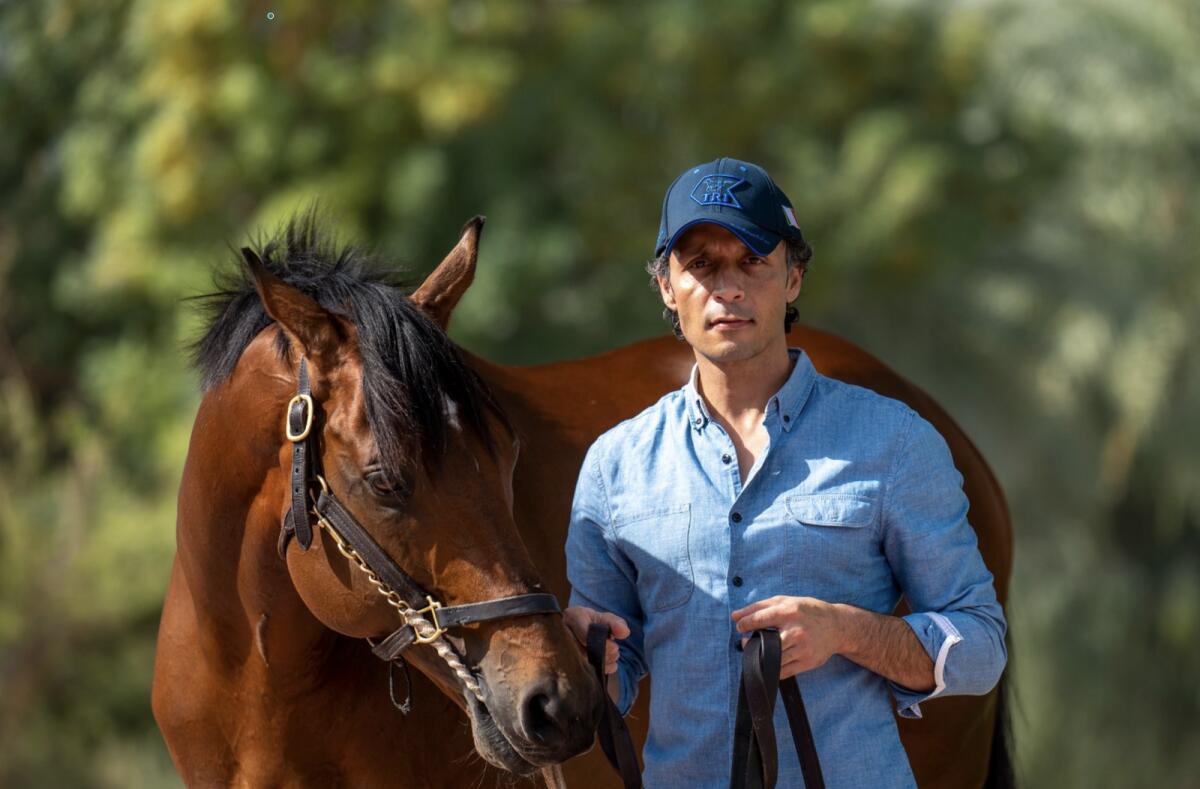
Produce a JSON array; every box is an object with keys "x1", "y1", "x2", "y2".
[{"x1": 1, "y1": 0, "x2": 1196, "y2": 785}]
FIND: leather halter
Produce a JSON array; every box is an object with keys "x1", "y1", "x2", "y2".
[{"x1": 277, "y1": 358, "x2": 561, "y2": 696}]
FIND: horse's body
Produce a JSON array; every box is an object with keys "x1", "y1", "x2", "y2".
[{"x1": 153, "y1": 216, "x2": 1011, "y2": 787}]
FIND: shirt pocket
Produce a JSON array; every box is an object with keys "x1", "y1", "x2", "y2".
[
  {"x1": 612, "y1": 503, "x2": 694, "y2": 613},
  {"x1": 786, "y1": 493, "x2": 879, "y2": 605}
]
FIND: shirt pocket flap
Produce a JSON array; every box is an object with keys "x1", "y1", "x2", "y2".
[{"x1": 787, "y1": 494, "x2": 876, "y2": 528}]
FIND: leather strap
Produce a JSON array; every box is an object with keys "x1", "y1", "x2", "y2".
[
  {"x1": 587, "y1": 625, "x2": 825, "y2": 789},
  {"x1": 372, "y1": 593, "x2": 562, "y2": 661},
  {"x1": 731, "y1": 629, "x2": 825, "y2": 789},
  {"x1": 288, "y1": 358, "x2": 314, "y2": 549},
  {"x1": 315, "y1": 489, "x2": 431, "y2": 609},
  {"x1": 779, "y1": 670, "x2": 823, "y2": 789},
  {"x1": 586, "y1": 623, "x2": 643, "y2": 789},
  {"x1": 314, "y1": 442, "x2": 564, "y2": 648}
]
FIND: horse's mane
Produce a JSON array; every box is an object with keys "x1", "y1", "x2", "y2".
[{"x1": 188, "y1": 205, "x2": 505, "y2": 480}]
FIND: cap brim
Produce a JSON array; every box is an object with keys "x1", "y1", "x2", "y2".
[{"x1": 657, "y1": 217, "x2": 781, "y2": 259}]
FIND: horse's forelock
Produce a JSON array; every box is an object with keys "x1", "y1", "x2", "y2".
[{"x1": 189, "y1": 206, "x2": 507, "y2": 483}]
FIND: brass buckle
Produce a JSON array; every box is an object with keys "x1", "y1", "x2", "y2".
[
  {"x1": 412, "y1": 596, "x2": 448, "y2": 644},
  {"x1": 285, "y1": 394, "x2": 314, "y2": 442}
]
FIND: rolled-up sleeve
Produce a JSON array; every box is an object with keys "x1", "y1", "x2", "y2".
[
  {"x1": 881, "y1": 412, "x2": 1008, "y2": 719},
  {"x1": 565, "y1": 440, "x2": 647, "y2": 717}
]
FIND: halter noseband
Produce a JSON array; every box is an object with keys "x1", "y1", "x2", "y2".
[{"x1": 276, "y1": 358, "x2": 561, "y2": 705}]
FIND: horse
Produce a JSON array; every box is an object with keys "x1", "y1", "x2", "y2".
[
  {"x1": 153, "y1": 211, "x2": 1013, "y2": 788},
  {"x1": 151, "y1": 214, "x2": 604, "y2": 785}
]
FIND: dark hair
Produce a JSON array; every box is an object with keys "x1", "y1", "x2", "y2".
[
  {"x1": 187, "y1": 204, "x2": 508, "y2": 482},
  {"x1": 645, "y1": 236, "x2": 813, "y2": 340}
]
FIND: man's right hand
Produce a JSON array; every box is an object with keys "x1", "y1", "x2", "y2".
[{"x1": 563, "y1": 606, "x2": 629, "y2": 675}]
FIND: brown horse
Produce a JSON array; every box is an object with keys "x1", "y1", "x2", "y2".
[{"x1": 153, "y1": 213, "x2": 1012, "y2": 787}]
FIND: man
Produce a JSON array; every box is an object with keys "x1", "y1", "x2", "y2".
[{"x1": 563, "y1": 157, "x2": 1007, "y2": 787}]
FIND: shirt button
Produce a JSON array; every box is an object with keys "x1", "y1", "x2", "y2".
[
  {"x1": 731, "y1": 512, "x2": 742, "y2": 523},
  {"x1": 693, "y1": 417, "x2": 703, "y2": 427},
  {"x1": 732, "y1": 575, "x2": 743, "y2": 587},
  {"x1": 783, "y1": 414, "x2": 791, "y2": 423},
  {"x1": 721, "y1": 453, "x2": 732, "y2": 464}
]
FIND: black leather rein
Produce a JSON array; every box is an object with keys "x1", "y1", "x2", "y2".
[
  {"x1": 276, "y1": 357, "x2": 560, "y2": 700},
  {"x1": 585, "y1": 624, "x2": 826, "y2": 789}
]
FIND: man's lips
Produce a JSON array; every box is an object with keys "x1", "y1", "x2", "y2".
[{"x1": 709, "y1": 317, "x2": 754, "y2": 328}]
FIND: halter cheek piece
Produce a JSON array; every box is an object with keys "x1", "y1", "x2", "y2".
[{"x1": 277, "y1": 358, "x2": 561, "y2": 707}]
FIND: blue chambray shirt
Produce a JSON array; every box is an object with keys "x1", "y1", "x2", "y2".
[{"x1": 566, "y1": 347, "x2": 1007, "y2": 788}]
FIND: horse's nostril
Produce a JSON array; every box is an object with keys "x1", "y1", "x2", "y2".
[{"x1": 519, "y1": 687, "x2": 566, "y2": 746}]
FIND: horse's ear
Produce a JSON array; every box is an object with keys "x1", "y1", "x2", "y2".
[
  {"x1": 410, "y1": 215, "x2": 484, "y2": 330},
  {"x1": 242, "y1": 247, "x2": 344, "y2": 371}
]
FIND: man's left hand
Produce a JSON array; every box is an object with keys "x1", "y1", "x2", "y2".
[{"x1": 731, "y1": 595, "x2": 844, "y2": 679}]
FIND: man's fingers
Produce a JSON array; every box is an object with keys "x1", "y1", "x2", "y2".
[
  {"x1": 598, "y1": 612, "x2": 630, "y2": 640},
  {"x1": 562, "y1": 606, "x2": 594, "y2": 644},
  {"x1": 734, "y1": 605, "x2": 785, "y2": 633},
  {"x1": 562, "y1": 606, "x2": 629, "y2": 643},
  {"x1": 779, "y1": 658, "x2": 805, "y2": 680},
  {"x1": 731, "y1": 597, "x2": 775, "y2": 621},
  {"x1": 604, "y1": 641, "x2": 620, "y2": 674}
]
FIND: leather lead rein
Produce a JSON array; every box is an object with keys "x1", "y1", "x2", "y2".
[{"x1": 587, "y1": 624, "x2": 825, "y2": 789}]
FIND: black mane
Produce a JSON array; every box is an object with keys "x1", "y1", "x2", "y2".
[{"x1": 189, "y1": 205, "x2": 505, "y2": 481}]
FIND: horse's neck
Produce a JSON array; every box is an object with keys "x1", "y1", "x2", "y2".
[
  {"x1": 176, "y1": 333, "x2": 333, "y2": 678},
  {"x1": 464, "y1": 339, "x2": 696, "y2": 595}
]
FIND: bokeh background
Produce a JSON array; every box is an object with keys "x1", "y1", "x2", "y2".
[{"x1": 2, "y1": 0, "x2": 1198, "y2": 786}]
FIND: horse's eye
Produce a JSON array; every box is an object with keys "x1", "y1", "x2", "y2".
[{"x1": 365, "y1": 469, "x2": 408, "y2": 501}]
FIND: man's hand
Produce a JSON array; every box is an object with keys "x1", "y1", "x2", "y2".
[
  {"x1": 733, "y1": 595, "x2": 937, "y2": 691},
  {"x1": 564, "y1": 606, "x2": 629, "y2": 675},
  {"x1": 731, "y1": 595, "x2": 844, "y2": 679}
]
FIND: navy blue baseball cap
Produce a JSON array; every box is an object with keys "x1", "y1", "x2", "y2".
[{"x1": 655, "y1": 157, "x2": 806, "y2": 259}]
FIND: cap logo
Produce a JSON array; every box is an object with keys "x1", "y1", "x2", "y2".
[
  {"x1": 690, "y1": 175, "x2": 745, "y2": 209},
  {"x1": 783, "y1": 205, "x2": 801, "y2": 229}
]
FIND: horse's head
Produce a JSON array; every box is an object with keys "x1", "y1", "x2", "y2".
[{"x1": 241, "y1": 217, "x2": 601, "y2": 773}]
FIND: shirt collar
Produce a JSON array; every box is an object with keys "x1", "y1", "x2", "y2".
[{"x1": 683, "y1": 347, "x2": 817, "y2": 433}]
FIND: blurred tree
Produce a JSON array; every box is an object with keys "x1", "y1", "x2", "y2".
[{"x1": 0, "y1": 0, "x2": 1196, "y2": 785}]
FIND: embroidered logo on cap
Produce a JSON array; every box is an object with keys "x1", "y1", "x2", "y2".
[
  {"x1": 783, "y1": 205, "x2": 801, "y2": 229},
  {"x1": 690, "y1": 175, "x2": 745, "y2": 209}
]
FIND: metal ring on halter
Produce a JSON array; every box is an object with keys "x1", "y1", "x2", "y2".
[
  {"x1": 412, "y1": 596, "x2": 448, "y2": 644},
  {"x1": 285, "y1": 394, "x2": 314, "y2": 442},
  {"x1": 308, "y1": 473, "x2": 330, "y2": 512}
]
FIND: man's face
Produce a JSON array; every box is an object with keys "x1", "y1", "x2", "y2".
[{"x1": 658, "y1": 223, "x2": 802, "y2": 362}]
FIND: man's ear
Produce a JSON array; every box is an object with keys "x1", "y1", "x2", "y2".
[
  {"x1": 785, "y1": 260, "x2": 804, "y2": 302},
  {"x1": 411, "y1": 216, "x2": 485, "y2": 330},
  {"x1": 242, "y1": 247, "x2": 346, "y2": 373},
  {"x1": 657, "y1": 269, "x2": 677, "y2": 312}
]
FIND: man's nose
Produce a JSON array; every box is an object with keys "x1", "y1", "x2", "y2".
[{"x1": 711, "y1": 267, "x2": 745, "y2": 301}]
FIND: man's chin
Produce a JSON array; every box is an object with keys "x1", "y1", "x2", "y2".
[{"x1": 690, "y1": 331, "x2": 764, "y2": 361}]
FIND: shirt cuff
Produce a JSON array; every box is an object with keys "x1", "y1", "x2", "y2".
[{"x1": 888, "y1": 611, "x2": 964, "y2": 719}]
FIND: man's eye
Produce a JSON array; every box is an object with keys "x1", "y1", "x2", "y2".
[
  {"x1": 745, "y1": 256, "x2": 764, "y2": 265},
  {"x1": 688, "y1": 258, "x2": 709, "y2": 269}
]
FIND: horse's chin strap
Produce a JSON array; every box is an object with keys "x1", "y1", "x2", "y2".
[{"x1": 275, "y1": 357, "x2": 562, "y2": 708}]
